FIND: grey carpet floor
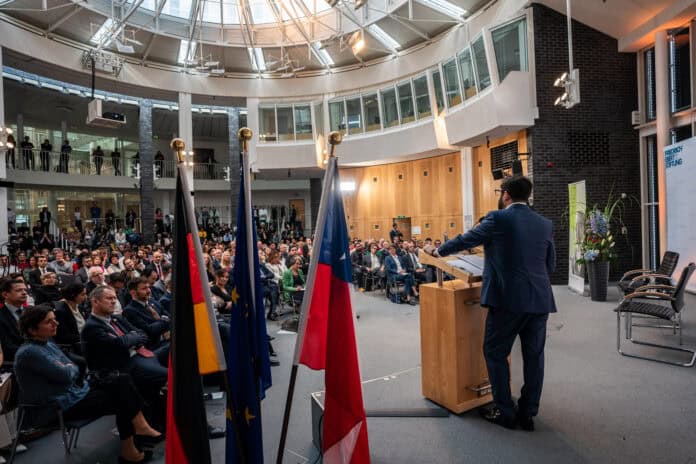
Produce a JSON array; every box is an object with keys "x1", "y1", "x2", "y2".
[{"x1": 9, "y1": 286, "x2": 696, "y2": 463}]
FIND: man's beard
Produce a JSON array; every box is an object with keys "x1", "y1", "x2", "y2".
[{"x1": 498, "y1": 196, "x2": 505, "y2": 210}]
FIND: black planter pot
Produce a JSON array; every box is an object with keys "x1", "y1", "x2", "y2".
[{"x1": 587, "y1": 260, "x2": 610, "y2": 302}]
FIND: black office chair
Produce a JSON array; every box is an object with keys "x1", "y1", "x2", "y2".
[
  {"x1": 617, "y1": 251, "x2": 679, "y2": 295},
  {"x1": 385, "y1": 274, "x2": 406, "y2": 303},
  {"x1": 614, "y1": 263, "x2": 695, "y2": 367}
]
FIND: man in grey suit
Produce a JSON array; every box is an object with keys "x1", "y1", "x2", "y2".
[{"x1": 429, "y1": 176, "x2": 556, "y2": 431}]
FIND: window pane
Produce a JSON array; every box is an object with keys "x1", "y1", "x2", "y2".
[
  {"x1": 162, "y1": 0, "x2": 193, "y2": 18},
  {"x1": 277, "y1": 106, "x2": 294, "y2": 141},
  {"x1": 491, "y1": 18, "x2": 527, "y2": 82},
  {"x1": 472, "y1": 37, "x2": 491, "y2": 90},
  {"x1": 457, "y1": 48, "x2": 477, "y2": 100},
  {"x1": 381, "y1": 87, "x2": 399, "y2": 128},
  {"x1": 314, "y1": 102, "x2": 324, "y2": 135},
  {"x1": 397, "y1": 82, "x2": 415, "y2": 123},
  {"x1": 363, "y1": 93, "x2": 381, "y2": 132},
  {"x1": 413, "y1": 75, "x2": 431, "y2": 118},
  {"x1": 646, "y1": 135, "x2": 660, "y2": 270},
  {"x1": 293, "y1": 105, "x2": 312, "y2": 140},
  {"x1": 329, "y1": 100, "x2": 346, "y2": 134},
  {"x1": 443, "y1": 58, "x2": 462, "y2": 107},
  {"x1": 259, "y1": 107, "x2": 276, "y2": 142},
  {"x1": 644, "y1": 48, "x2": 656, "y2": 121},
  {"x1": 202, "y1": 0, "x2": 221, "y2": 23},
  {"x1": 669, "y1": 28, "x2": 691, "y2": 113},
  {"x1": 432, "y1": 69, "x2": 445, "y2": 113},
  {"x1": 346, "y1": 97, "x2": 363, "y2": 134}
]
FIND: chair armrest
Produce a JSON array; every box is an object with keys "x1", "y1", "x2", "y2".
[
  {"x1": 634, "y1": 284, "x2": 676, "y2": 293},
  {"x1": 620, "y1": 269, "x2": 654, "y2": 281},
  {"x1": 629, "y1": 273, "x2": 671, "y2": 285},
  {"x1": 623, "y1": 291, "x2": 674, "y2": 301}
]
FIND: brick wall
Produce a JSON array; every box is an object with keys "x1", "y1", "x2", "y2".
[{"x1": 530, "y1": 3, "x2": 642, "y2": 284}]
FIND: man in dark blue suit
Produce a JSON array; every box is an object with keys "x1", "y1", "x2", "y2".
[{"x1": 431, "y1": 176, "x2": 556, "y2": 431}]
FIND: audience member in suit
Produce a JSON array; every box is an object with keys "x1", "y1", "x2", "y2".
[
  {"x1": 0, "y1": 279, "x2": 28, "y2": 361},
  {"x1": 351, "y1": 243, "x2": 367, "y2": 288},
  {"x1": 81, "y1": 286, "x2": 168, "y2": 406},
  {"x1": 384, "y1": 245, "x2": 418, "y2": 305},
  {"x1": 143, "y1": 268, "x2": 164, "y2": 302},
  {"x1": 28, "y1": 255, "x2": 50, "y2": 289},
  {"x1": 85, "y1": 266, "x2": 106, "y2": 295},
  {"x1": 53, "y1": 282, "x2": 89, "y2": 355},
  {"x1": 431, "y1": 176, "x2": 556, "y2": 431},
  {"x1": 363, "y1": 243, "x2": 386, "y2": 290},
  {"x1": 157, "y1": 278, "x2": 172, "y2": 316},
  {"x1": 46, "y1": 250, "x2": 73, "y2": 275},
  {"x1": 122, "y1": 278, "x2": 170, "y2": 353},
  {"x1": 15, "y1": 305, "x2": 163, "y2": 464},
  {"x1": 150, "y1": 263, "x2": 170, "y2": 301},
  {"x1": 107, "y1": 272, "x2": 129, "y2": 313},
  {"x1": 402, "y1": 243, "x2": 433, "y2": 285},
  {"x1": 75, "y1": 255, "x2": 92, "y2": 286},
  {"x1": 32, "y1": 272, "x2": 62, "y2": 305}
]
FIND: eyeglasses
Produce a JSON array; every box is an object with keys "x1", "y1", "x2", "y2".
[{"x1": 494, "y1": 189, "x2": 506, "y2": 196}]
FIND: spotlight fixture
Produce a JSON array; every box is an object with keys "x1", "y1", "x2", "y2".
[
  {"x1": 349, "y1": 30, "x2": 365, "y2": 55},
  {"x1": 354, "y1": 0, "x2": 366, "y2": 10},
  {"x1": 553, "y1": 69, "x2": 580, "y2": 109}
]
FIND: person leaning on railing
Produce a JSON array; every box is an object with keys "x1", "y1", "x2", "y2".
[{"x1": 59, "y1": 140, "x2": 72, "y2": 174}]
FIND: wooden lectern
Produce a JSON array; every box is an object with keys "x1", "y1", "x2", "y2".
[{"x1": 418, "y1": 252, "x2": 494, "y2": 413}]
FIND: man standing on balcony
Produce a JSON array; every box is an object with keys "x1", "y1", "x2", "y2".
[
  {"x1": 90, "y1": 201, "x2": 101, "y2": 228},
  {"x1": 92, "y1": 145, "x2": 104, "y2": 175},
  {"x1": 154, "y1": 151, "x2": 164, "y2": 178},
  {"x1": 111, "y1": 147, "x2": 121, "y2": 176},
  {"x1": 39, "y1": 206, "x2": 51, "y2": 234},
  {"x1": 20, "y1": 136, "x2": 34, "y2": 170},
  {"x1": 40, "y1": 139, "x2": 52, "y2": 172},
  {"x1": 60, "y1": 140, "x2": 72, "y2": 174}
]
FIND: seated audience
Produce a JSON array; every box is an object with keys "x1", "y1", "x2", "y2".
[
  {"x1": 46, "y1": 250, "x2": 72, "y2": 275},
  {"x1": 123, "y1": 278, "x2": 170, "y2": 353},
  {"x1": 15, "y1": 305, "x2": 163, "y2": 464},
  {"x1": 210, "y1": 269, "x2": 233, "y2": 314},
  {"x1": 282, "y1": 257, "x2": 305, "y2": 307},
  {"x1": 402, "y1": 243, "x2": 433, "y2": 285},
  {"x1": 0, "y1": 279, "x2": 27, "y2": 361},
  {"x1": 86, "y1": 266, "x2": 106, "y2": 295},
  {"x1": 32, "y1": 272, "x2": 61, "y2": 305},
  {"x1": 53, "y1": 282, "x2": 89, "y2": 355},
  {"x1": 384, "y1": 245, "x2": 417, "y2": 305}
]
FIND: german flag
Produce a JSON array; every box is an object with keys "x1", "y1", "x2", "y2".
[{"x1": 166, "y1": 164, "x2": 227, "y2": 464}]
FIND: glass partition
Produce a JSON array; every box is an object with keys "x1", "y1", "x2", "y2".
[
  {"x1": 413, "y1": 75, "x2": 431, "y2": 118},
  {"x1": 457, "y1": 48, "x2": 477, "y2": 100},
  {"x1": 313, "y1": 102, "x2": 324, "y2": 135},
  {"x1": 276, "y1": 106, "x2": 294, "y2": 141},
  {"x1": 346, "y1": 97, "x2": 363, "y2": 134},
  {"x1": 397, "y1": 81, "x2": 416, "y2": 123},
  {"x1": 443, "y1": 58, "x2": 462, "y2": 107},
  {"x1": 329, "y1": 100, "x2": 346, "y2": 134},
  {"x1": 381, "y1": 87, "x2": 399, "y2": 128},
  {"x1": 492, "y1": 18, "x2": 528, "y2": 81},
  {"x1": 294, "y1": 105, "x2": 312, "y2": 140},
  {"x1": 258, "y1": 106, "x2": 276, "y2": 142},
  {"x1": 431, "y1": 69, "x2": 445, "y2": 114},
  {"x1": 363, "y1": 93, "x2": 381, "y2": 132},
  {"x1": 471, "y1": 36, "x2": 491, "y2": 90}
]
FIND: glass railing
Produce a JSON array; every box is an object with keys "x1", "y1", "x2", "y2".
[{"x1": 6, "y1": 150, "x2": 228, "y2": 181}]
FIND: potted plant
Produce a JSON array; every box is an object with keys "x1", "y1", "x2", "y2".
[{"x1": 576, "y1": 192, "x2": 635, "y2": 301}]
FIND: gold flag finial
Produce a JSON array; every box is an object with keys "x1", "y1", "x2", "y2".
[
  {"x1": 328, "y1": 131, "x2": 343, "y2": 157},
  {"x1": 238, "y1": 127, "x2": 253, "y2": 153},
  {"x1": 170, "y1": 138, "x2": 186, "y2": 163}
]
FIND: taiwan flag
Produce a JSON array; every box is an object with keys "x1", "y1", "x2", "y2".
[
  {"x1": 298, "y1": 156, "x2": 370, "y2": 463},
  {"x1": 166, "y1": 162, "x2": 227, "y2": 464}
]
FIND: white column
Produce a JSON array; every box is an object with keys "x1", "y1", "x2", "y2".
[
  {"x1": 460, "y1": 147, "x2": 475, "y2": 232},
  {"x1": 16, "y1": 113, "x2": 23, "y2": 147},
  {"x1": 61, "y1": 120, "x2": 68, "y2": 143},
  {"x1": 0, "y1": 47, "x2": 8, "y2": 245},
  {"x1": 246, "y1": 97, "x2": 259, "y2": 169},
  {"x1": 654, "y1": 30, "x2": 670, "y2": 257},
  {"x1": 178, "y1": 92, "x2": 194, "y2": 193}
]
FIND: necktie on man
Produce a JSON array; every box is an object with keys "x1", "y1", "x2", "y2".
[{"x1": 110, "y1": 320, "x2": 155, "y2": 358}]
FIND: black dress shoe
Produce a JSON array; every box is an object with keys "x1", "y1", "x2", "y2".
[
  {"x1": 270, "y1": 359, "x2": 280, "y2": 366},
  {"x1": 207, "y1": 425, "x2": 225, "y2": 439},
  {"x1": 517, "y1": 413, "x2": 534, "y2": 431},
  {"x1": 134, "y1": 433, "x2": 165, "y2": 446},
  {"x1": 478, "y1": 406, "x2": 516, "y2": 430}
]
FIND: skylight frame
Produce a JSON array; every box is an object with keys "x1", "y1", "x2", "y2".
[
  {"x1": 90, "y1": 18, "x2": 116, "y2": 46},
  {"x1": 312, "y1": 42, "x2": 334, "y2": 67},
  {"x1": 178, "y1": 39, "x2": 198, "y2": 63},
  {"x1": 367, "y1": 24, "x2": 401, "y2": 52},
  {"x1": 248, "y1": 47, "x2": 267, "y2": 71},
  {"x1": 416, "y1": 0, "x2": 466, "y2": 20}
]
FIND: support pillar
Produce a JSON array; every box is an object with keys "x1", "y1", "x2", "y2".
[
  {"x1": 654, "y1": 30, "x2": 670, "y2": 257},
  {"x1": 178, "y1": 92, "x2": 194, "y2": 193},
  {"x1": 139, "y1": 99, "x2": 155, "y2": 243},
  {"x1": 227, "y1": 107, "x2": 241, "y2": 226},
  {"x1": 460, "y1": 147, "x2": 474, "y2": 232},
  {"x1": 0, "y1": 47, "x2": 7, "y2": 245}
]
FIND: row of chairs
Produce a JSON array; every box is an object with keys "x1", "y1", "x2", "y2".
[{"x1": 614, "y1": 251, "x2": 696, "y2": 367}]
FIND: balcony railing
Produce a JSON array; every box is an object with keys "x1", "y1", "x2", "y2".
[{"x1": 6, "y1": 150, "x2": 229, "y2": 181}]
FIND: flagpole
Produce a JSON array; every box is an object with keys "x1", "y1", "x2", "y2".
[
  {"x1": 238, "y1": 128, "x2": 257, "y2": 305},
  {"x1": 276, "y1": 131, "x2": 343, "y2": 464}
]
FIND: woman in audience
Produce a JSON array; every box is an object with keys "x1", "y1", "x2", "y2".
[
  {"x1": 202, "y1": 253, "x2": 215, "y2": 283},
  {"x1": 265, "y1": 251, "x2": 286, "y2": 286},
  {"x1": 92, "y1": 256, "x2": 106, "y2": 275},
  {"x1": 282, "y1": 257, "x2": 305, "y2": 307},
  {"x1": 53, "y1": 283, "x2": 88, "y2": 355},
  {"x1": 210, "y1": 269, "x2": 233, "y2": 314},
  {"x1": 115, "y1": 228, "x2": 127, "y2": 247},
  {"x1": 33, "y1": 272, "x2": 61, "y2": 305},
  {"x1": 220, "y1": 251, "x2": 233, "y2": 275},
  {"x1": 107, "y1": 254, "x2": 122, "y2": 275},
  {"x1": 15, "y1": 305, "x2": 163, "y2": 464},
  {"x1": 22, "y1": 256, "x2": 37, "y2": 284}
]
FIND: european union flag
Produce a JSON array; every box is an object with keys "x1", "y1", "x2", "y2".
[{"x1": 225, "y1": 166, "x2": 272, "y2": 464}]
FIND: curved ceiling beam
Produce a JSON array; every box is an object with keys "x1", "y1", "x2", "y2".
[{"x1": 47, "y1": 4, "x2": 83, "y2": 33}]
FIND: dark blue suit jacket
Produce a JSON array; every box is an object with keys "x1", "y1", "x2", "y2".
[
  {"x1": 384, "y1": 254, "x2": 406, "y2": 278},
  {"x1": 438, "y1": 204, "x2": 556, "y2": 314}
]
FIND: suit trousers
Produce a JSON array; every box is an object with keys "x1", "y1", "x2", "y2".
[{"x1": 483, "y1": 308, "x2": 548, "y2": 419}]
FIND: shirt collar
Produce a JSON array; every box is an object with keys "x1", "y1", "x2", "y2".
[{"x1": 505, "y1": 202, "x2": 528, "y2": 210}]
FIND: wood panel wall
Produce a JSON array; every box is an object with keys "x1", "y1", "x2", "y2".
[
  {"x1": 471, "y1": 130, "x2": 528, "y2": 223},
  {"x1": 340, "y1": 152, "x2": 462, "y2": 242}
]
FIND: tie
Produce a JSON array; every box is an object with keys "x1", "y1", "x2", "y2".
[
  {"x1": 156, "y1": 264, "x2": 162, "y2": 280},
  {"x1": 110, "y1": 320, "x2": 154, "y2": 358}
]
